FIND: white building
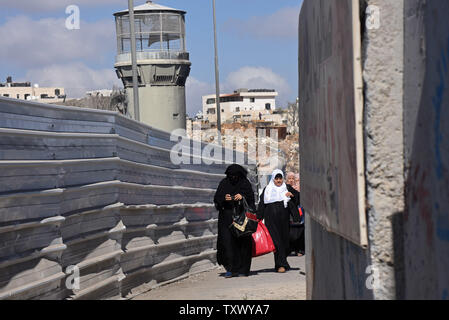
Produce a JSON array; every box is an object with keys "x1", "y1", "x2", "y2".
[
  {"x1": 202, "y1": 89, "x2": 278, "y2": 123},
  {"x1": 85, "y1": 89, "x2": 113, "y2": 97}
]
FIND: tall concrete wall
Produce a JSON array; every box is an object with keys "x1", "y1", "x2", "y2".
[
  {"x1": 299, "y1": 0, "x2": 375, "y2": 300},
  {"x1": 403, "y1": 0, "x2": 449, "y2": 300},
  {"x1": 300, "y1": 0, "x2": 449, "y2": 299},
  {"x1": 361, "y1": 0, "x2": 405, "y2": 300},
  {"x1": 0, "y1": 97, "x2": 254, "y2": 300}
]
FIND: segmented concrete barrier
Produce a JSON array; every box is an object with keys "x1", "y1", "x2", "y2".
[{"x1": 0, "y1": 97, "x2": 257, "y2": 300}]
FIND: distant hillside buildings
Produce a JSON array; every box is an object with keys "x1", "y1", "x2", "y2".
[
  {"x1": 187, "y1": 89, "x2": 299, "y2": 187},
  {"x1": 187, "y1": 88, "x2": 292, "y2": 137},
  {"x1": 0, "y1": 76, "x2": 65, "y2": 103},
  {"x1": 202, "y1": 88, "x2": 280, "y2": 124}
]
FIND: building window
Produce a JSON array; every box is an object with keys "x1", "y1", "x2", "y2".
[
  {"x1": 265, "y1": 103, "x2": 271, "y2": 110},
  {"x1": 235, "y1": 107, "x2": 240, "y2": 112},
  {"x1": 55, "y1": 89, "x2": 61, "y2": 96},
  {"x1": 207, "y1": 108, "x2": 215, "y2": 115},
  {"x1": 40, "y1": 94, "x2": 48, "y2": 99},
  {"x1": 17, "y1": 94, "x2": 20, "y2": 99},
  {"x1": 24, "y1": 94, "x2": 30, "y2": 100},
  {"x1": 206, "y1": 98, "x2": 215, "y2": 104},
  {"x1": 3, "y1": 94, "x2": 9, "y2": 97},
  {"x1": 250, "y1": 98, "x2": 255, "y2": 103}
]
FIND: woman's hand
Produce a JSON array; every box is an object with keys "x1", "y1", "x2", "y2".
[
  {"x1": 286, "y1": 192, "x2": 294, "y2": 198},
  {"x1": 225, "y1": 194, "x2": 232, "y2": 201},
  {"x1": 234, "y1": 194, "x2": 243, "y2": 201}
]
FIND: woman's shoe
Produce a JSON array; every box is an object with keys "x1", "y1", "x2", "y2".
[
  {"x1": 277, "y1": 267, "x2": 286, "y2": 273},
  {"x1": 224, "y1": 271, "x2": 233, "y2": 278}
]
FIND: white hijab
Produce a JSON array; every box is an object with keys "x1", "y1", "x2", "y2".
[{"x1": 264, "y1": 169, "x2": 290, "y2": 208}]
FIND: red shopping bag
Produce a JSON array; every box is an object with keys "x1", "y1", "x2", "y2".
[{"x1": 252, "y1": 220, "x2": 276, "y2": 257}]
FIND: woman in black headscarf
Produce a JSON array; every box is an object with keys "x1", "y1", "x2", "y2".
[{"x1": 214, "y1": 164, "x2": 255, "y2": 278}]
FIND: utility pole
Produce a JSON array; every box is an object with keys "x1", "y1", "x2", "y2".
[
  {"x1": 212, "y1": 0, "x2": 221, "y2": 136},
  {"x1": 128, "y1": 0, "x2": 140, "y2": 121}
]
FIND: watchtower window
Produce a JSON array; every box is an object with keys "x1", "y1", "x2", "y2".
[
  {"x1": 154, "y1": 75, "x2": 173, "y2": 83},
  {"x1": 116, "y1": 13, "x2": 185, "y2": 53}
]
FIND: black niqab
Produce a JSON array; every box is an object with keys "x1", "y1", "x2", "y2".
[{"x1": 214, "y1": 164, "x2": 255, "y2": 209}]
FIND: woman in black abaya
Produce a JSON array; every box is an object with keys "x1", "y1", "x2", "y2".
[
  {"x1": 286, "y1": 172, "x2": 304, "y2": 256},
  {"x1": 257, "y1": 169, "x2": 299, "y2": 273},
  {"x1": 214, "y1": 164, "x2": 255, "y2": 278}
]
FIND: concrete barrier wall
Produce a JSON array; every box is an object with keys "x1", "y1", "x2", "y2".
[
  {"x1": 403, "y1": 0, "x2": 449, "y2": 300},
  {"x1": 300, "y1": 0, "x2": 449, "y2": 299},
  {"x1": 0, "y1": 97, "x2": 254, "y2": 300}
]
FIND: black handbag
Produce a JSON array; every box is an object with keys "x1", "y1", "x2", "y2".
[{"x1": 229, "y1": 197, "x2": 259, "y2": 238}]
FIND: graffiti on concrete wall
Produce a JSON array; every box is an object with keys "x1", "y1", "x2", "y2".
[
  {"x1": 403, "y1": 0, "x2": 449, "y2": 299},
  {"x1": 299, "y1": 0, "x2": 367, "y2": 247}
]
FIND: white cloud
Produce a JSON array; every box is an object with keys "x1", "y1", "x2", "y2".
[
  {"x1": 0, "y1": 16, "x2": 115, "y2": 68},
  {"x1": 224, "y1": 66, "x2": 292, "y2": 107},
  {"x1": 223, "y1": 6, "x2": 301, "y2": 39},
  {"x1": 0, "y1": 0, "x2": 125, "y2": 12},
  {"x1": 185, "y1": 77, "x2": 215, "y2": 117},
  {"x1": 23, "y1": 62, "x2": 122, "y2": 98}
]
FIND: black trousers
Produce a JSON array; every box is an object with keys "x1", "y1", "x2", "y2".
[{"x1": 289, "y1": 224, "x2": 305, "y2": 253}]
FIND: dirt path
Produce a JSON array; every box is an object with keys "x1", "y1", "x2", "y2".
[{"x1": 132, "y1": 253, "x2": 306, "y2": 300}]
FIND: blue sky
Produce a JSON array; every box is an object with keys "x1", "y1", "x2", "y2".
[{"x1": 0, "y1": 0, "x2": 302, "y2": 116}]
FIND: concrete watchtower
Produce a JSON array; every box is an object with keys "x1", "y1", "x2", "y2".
[{"x1": 114, "y1": 1, "x2": 191, "y2": 131}]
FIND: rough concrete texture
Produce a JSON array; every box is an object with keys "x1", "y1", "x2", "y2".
[
  {"x1": 403, "y1": 0, "x2": 449, "y2": 300},
  {"x1": 132, "y1": 253, "x2": 306, "y2": 300},
  {"x1": 362, "y1": 0, "x2": 405, "y2": 300},
  {"x1": 0, "y1": 97, "x2": 255, "y2": 300}
]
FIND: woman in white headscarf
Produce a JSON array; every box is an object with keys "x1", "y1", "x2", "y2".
[{"x1": 257, "y1": 169, "x2": 300, "y2": 273}]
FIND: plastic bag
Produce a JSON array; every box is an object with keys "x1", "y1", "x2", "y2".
[{"x1": 252, "y1": 220, "x2": 276, "y2": 257}]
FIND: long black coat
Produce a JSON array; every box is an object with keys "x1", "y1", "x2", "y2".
[
  {"x1": 287, "y1": 188, "x2": 304, "y2": 254},
  {"x1": 213, "y1": 165, "x2": 255, "y2": 275},
  {"x1": 257, "y1": 184, "x2": 299, "y2": 270}
]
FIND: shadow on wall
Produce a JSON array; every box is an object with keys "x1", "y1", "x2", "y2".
[
  {"x1": 403, "y1": 0, "x2": 449, "y2": 300},
  {"x1": 390, "y1": 211, "x2": 405, "y2": 300}
]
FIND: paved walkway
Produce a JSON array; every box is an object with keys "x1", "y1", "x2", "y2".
[{"x1": 132, "y1": 253, "x2": 306, "y2": 300}]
